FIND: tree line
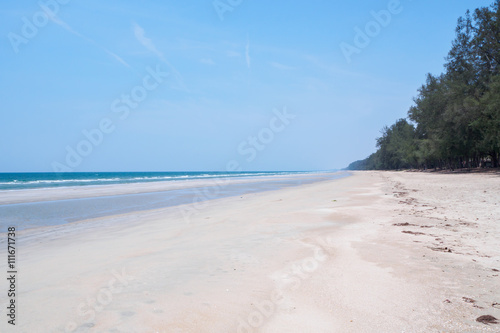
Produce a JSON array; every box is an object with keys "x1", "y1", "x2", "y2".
[{"x1": 347, "y1": 1, "x2": 500, "y2": 171}]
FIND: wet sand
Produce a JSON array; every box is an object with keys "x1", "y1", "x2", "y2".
[
  {"x1": 0, "y1": 173, "x2": 345, "y2": 231},
  {"x1": 0, "y1": 171, "x2": 499, "y2": 332}
]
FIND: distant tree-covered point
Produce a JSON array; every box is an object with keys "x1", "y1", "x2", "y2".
[{"x1": 347, "y1": 1, "x2": 500, "y2": 171}]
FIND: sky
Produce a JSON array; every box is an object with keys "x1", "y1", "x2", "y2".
[{"x1": 0, "y1": 0, "x2": 495, "y2": 172}]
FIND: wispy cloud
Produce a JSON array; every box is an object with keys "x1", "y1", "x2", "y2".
[
  {"x1": 303, "y1": 54, "x2": 364, "y2": 78},
  {"x1": 132, "y1": 22, "x2": 187, "y2": 91},
  {"x1": 132, "y1": 22, "x2": 164, "y2": 60},
  {"x1": 103, "y1": 50, "x2": 132, "y2": 69},
  {"x1": 245, "y1": 35, "x2": 251, "y2": 69},
  {"x1": 47, "y1": 13, "x2": 132, "y2": 69},
  {"x1": 270, "y1": 62, "x2": 296, "y2": 71}
]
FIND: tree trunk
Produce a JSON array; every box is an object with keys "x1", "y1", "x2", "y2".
[{"x1": 492, "y1": 152, "x2": 499, "y2": 168}]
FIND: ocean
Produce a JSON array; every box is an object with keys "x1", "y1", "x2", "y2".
[
  {"x1": 0, "y1": 171, "x2": 346, "y2": 231},
  {"x1": 0, "y1": 171, "x2": 310, "y2": 191}
]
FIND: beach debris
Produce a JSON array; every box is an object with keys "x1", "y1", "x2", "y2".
[
  {"x1": 402, "y1": 230, "x2": 425, "y2": 235},
  {"x1": 463, "y1": 297, "x2": 476, "y2": 303},
  {"x1": 399, "y1": 198, "x2": 416, "y2": 205},
  {"x1": 429, "y1": 246, "x2": 452, "y2": 253},
  {"x1": 492, "y1": 268, "x2": 499, "y2": 272},
  {"x1": 393, "y1": 222, "x2": 417, "y2": 226},
  {"x1": 444, "y1": 299, "x2": 452, "y2": 303},
  {"x1": 476, "y1": 315, "x2": 498, "y2": 325},
  {"x1": 492, "y1": 302, "x2": 500, "y2": 309}
]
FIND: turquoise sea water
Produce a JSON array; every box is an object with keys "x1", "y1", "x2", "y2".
[
  {"x1": 0, "y1": 171, "x2": 310, "y2": 191},
  {"x1": 0, "y1": 171, "x2": 346, "y2": 231}
]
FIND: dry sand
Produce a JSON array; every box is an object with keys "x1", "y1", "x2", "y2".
[{"x1": 1, "y1": 171, "x2": 499, "y2": 332}]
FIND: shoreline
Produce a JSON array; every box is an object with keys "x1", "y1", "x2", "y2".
[
  {"x1": 0, "y1": 172, "x2": 345, "y2": 206},
  {"x1": 1, "y1": 171, "x2": 499, "y2": 332},
  {"x1": 0, "y1": 172, "x2": 348, "y2": 232}
]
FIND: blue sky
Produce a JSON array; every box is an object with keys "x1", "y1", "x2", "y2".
[{"x1": 0, "y1": 0, "x2": 494, "y2": 172}]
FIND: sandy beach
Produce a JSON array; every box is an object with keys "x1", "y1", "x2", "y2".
[{"x1": 1, "y1": 171, "x2": 499, "y2": 332}]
